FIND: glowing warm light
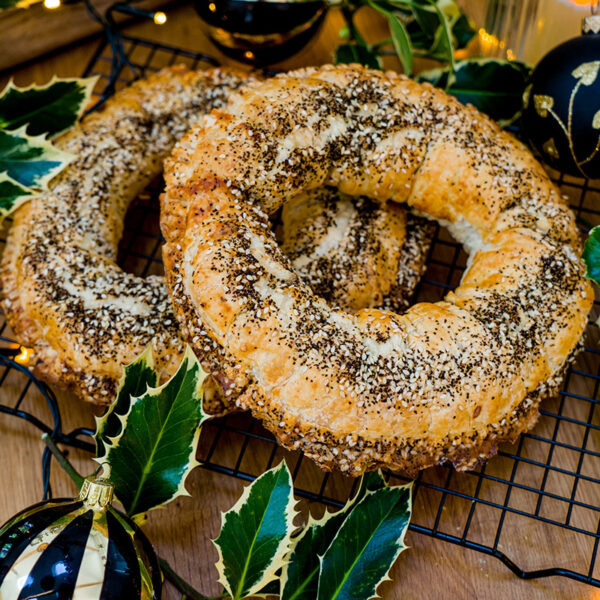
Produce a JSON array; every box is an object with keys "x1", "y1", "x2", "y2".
[
  {"x1": 478, "y1": 28, "x2": 500, "y2": 53},
  {"x1": 244, "y1": 50, "x2": 255, "y2": 60},
  {"x1": 479, "y1": 27, "x2": 517, "y2": 62},
  {"x1": 153, "y1": 11, "x2": 167, "y2": 25},
  {"x1": 565, "y1": 0, "x2": 595, "y2": 6},
  {"x1": 44, "y1": 0, "x2": 61, "y2": 9},
  {"x1": 208, "y1": 2, "x2": 216, "y2": 11},
  {"x1": 15, "y1": 346, "x2": 33, "y2": 365}
]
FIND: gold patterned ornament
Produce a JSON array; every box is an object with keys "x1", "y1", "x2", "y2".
[
  {"x1": 0, "y1": 468, "x2": 162, "y2": 599},
  {"x1": 523, "y1": 13, "x2": 600, "y2": 179}
]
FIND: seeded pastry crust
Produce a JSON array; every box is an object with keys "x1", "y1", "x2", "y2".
[
  {"x1": 280, "y1": 188, "x2": 433, "y2": 312},
  {"x1": 0, "y1": 65, "x2": 432, "y2": 408},
  {"x1": 0, "y1": 66, "x2": 256, "y2": 404},
  {"x1": 161, "y1": 64, "x2": 593, "y2": 475}
]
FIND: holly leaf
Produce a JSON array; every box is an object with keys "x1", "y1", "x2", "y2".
[
  {"x1": 214, "y1": 461, "x2": 297, "y2": 600},
  {"x1": 316, "y1": 481, "x2": 412, "y2": 600},
  {"x1": 0, "y1": 77, "x2": 96, "y2": 137},
  {"x1": 102, "y1": 345, "x2": 208, "y2": 516},
  {"x1": 334, "y1": 43, "x2": 382, "y2": 70},
  {"x1": 281, "y1": 471, "x2": 386, "y2": 600},
  {"x1": 0, "y1": 126, "x2": 72, "y2": 189},
  {"x1": 0, "y1": 173, "x2": 34, "y2": 218},
  {"x1": 95, "y1": 346, "x2": 159, "y2": 459},
  {"x1": 417, "y1": 58, "x2": 531, "y2": 126},
  {"x1": 583, "y1": 226, "x2": 600, "y2": 286}
]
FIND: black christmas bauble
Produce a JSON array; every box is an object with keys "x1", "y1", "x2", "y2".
[
  {"x1": 0, "y1": 475, "x2": 161, "y2": 599},
  {"x1": 195, "y1": 0, "x2": 327, "y2": 66},
  {"x1": 523, "y1": 15, "x2": 600, "y2": 179}
]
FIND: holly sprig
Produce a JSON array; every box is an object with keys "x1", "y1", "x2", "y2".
[
  {"x1": 44, "y1": 346, "x2": 413, "y2": 600},
  {"x1": 583, "y1": 227, "x2": 600, "y2": 287},
  {"x1": 334, "y1": 0, "x2": 531, "y2": 125},
  {"x1": 0, "y1": 76, "x2": 96, "y2": 219}
]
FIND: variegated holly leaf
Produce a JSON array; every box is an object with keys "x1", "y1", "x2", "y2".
[
  {"x1": 214, "y1": 461, "x2": 296, "y2": 600},
  {"x1": 0, "y1": 173, "x2": 34, "y2": 217},
  {"x1": 583, "y1": 226, "x2": 600, "y2": 287},
  {"x1": 0, "y1": 77, "x2": 96, "y2": 137},
  {"x1": 95, "y1": 346, "x2": 159, "y2": 459},
  {"x1": 316, "y1": 481, "x2": 412, "y2": 600},
  {"x1": 418, "y1": 58, "x2": 531, "y2": 126},
  {"x1": 281, "y1": 471, "x2": 386, "y2": 600},
  {"x1": 0, "y1": 126, "x2": 72, "y2": 189},
  {"x1": 101, "y1": 345, "x2": 208, "y2": 516}
]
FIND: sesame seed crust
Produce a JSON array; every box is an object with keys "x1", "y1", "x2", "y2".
[
  {"x1": 161, "y1": 64, "x2": 594, "y2": 475},
  {"x1": 280, "y1": 188, "x2": 433, "y2": 312},
  {"x1": 0, "y1": 65, "x2": 256, "y2": 404}
]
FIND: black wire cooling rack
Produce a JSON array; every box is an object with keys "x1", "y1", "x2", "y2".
[{"x1": 2, "y1": 13, "x2": 600, "y2": 592}]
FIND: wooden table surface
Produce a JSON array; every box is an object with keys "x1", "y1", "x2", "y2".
[{"x1": 1, "y1": 5, "x2": 599, "y2": 600}]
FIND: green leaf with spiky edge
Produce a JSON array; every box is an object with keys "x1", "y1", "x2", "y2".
[
  {"x1": 101, "y1": 345, "x2": 208, "y2": 516},
  {"x1": 583, "y1": 226, "x2": 600, "y2": 287},
  {"x1": 94, "y1": 346, "x2": 159, "y2": 459},
  {"x1": 0, "y1": 77, "x2": 96, "y2": 137},
  {"x1": 0, "y1": 126, "x2": 72, "y2": 189},
  {"x1": 214, "y1": 461, "x2": 297, "y2": 600},
  {"x1": 316, "y1": 481, "x2": 412, "y2": 600},
  {"x1": 417, "y1": 58, "x2": 531, "y2": 126},
  {"x1": 281, "y1": 471, "x2": 386, "y2": 600},
  {"x1": 0, "y1": 173, "x2": 34, "y2": 218}
]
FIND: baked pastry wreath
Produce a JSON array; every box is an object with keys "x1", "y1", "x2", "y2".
[
  {"x1": 0, "y1": 65, "x2": 431, "y2": 406},
  {"x1": 0, "y1": 66, "x2": 255, "y2": 403},
  {"x1": 162, "y1": 64, "x2": 594, "y2": 475}
]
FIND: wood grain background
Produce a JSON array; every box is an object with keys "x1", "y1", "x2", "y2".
[{"x1": 1, "y1": 5, "x2": 599, "y2": 599}]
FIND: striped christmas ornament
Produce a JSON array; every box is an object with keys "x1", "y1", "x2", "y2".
[{"x1": 0, "y1": 473, "x2": 161, "y2": 599}]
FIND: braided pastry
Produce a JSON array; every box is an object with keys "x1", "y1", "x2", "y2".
[
  {"x1": 0, "y1": 66, "x2": 255, "y2": 403},
  {"x1": 0, "y1": 66, "x2": 432, "y2": 407},
  {"x1": 161, "y1": 64, "x2": 593, "y2": 475},
  {"x1": 280, "y1": 188, "x2": 433, "y2": 312}
]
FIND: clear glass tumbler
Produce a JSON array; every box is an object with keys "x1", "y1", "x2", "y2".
[{"x1": 459, "y1": 0, "x2": 596, "y2": 64}]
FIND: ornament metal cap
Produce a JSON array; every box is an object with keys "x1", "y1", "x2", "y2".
[
  {"x1": 79, "y1": 463, "x2": 114, "y2": 509},
  {"x1": 583, "y1": 15, "x2": 600, "y2": 35},
  {"x1": 584, "y1": 1, "x2": 600, "y2": 35}
]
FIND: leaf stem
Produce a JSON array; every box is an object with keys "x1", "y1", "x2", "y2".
[
  {"x1": 41, "y1": 433, "x2": 85, "y2": 489},
  {"x1": 159, "y1": 558, "x2": 225, "y2": 600}
]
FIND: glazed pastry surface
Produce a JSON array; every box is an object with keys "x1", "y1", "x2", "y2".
[
  {"x1": 161, "y1": 64, "x2": 593, "y2": 474},
  {"x1": 0, "y1": 65, "x2": 431, "y2": 407},
  {"x1": 0, "y1": 66, "x2": 254, "y2": 403}
]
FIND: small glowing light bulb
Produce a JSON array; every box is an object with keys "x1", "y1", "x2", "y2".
[
  {"x1": 44, "y1": 0, "x2": 61, "y2": 9},
  {"x1": 208, "y1": 2, "x2": 216, "y2": 11},
  {"x1": 15, "y1": 346, "x2": 33, "y2": 365},
  {"x1": 153, "y1": 11, "x2": 167, "y2": 25},
  {"x1": 244, "y1": 50, "x2": 255, "y2": 60}
]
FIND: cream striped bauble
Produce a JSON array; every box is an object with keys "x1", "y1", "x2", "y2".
[{"x1": 0, "y1": 474, "x2": 161, "y2": 599}]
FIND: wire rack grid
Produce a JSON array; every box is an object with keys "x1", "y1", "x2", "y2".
[{"x1": 1, "y1": 25, "x2": 600, "y2": 592}]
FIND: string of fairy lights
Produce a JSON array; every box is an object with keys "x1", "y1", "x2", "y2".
[{"x1": 42, "y1": 0, "x2": 167, "y2": 27}]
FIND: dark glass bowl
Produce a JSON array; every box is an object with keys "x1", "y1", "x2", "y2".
[{"x1": 195, "y1": 0, "x2": 328, "y2": 66}]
